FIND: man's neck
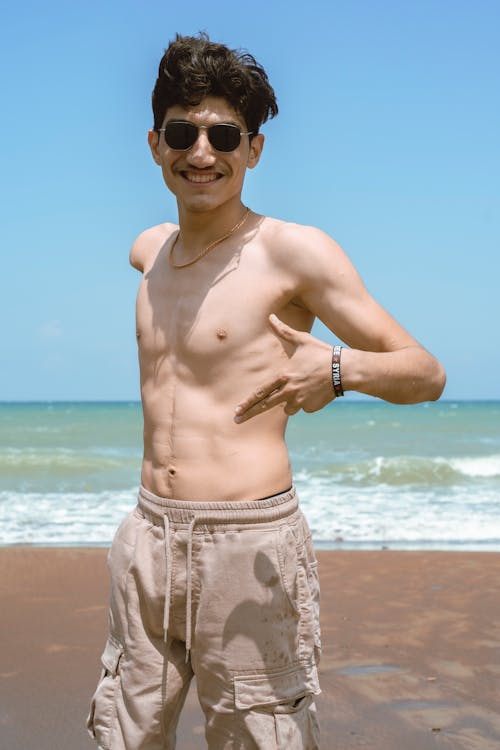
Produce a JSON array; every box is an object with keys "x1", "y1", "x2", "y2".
[{"x1": 176, "y1": 199, "x2": 248, "y2": 254}]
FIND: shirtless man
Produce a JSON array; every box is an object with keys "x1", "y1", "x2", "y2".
[{"x1": 87, "y1": 33, "x2": 445, "y2": 750}]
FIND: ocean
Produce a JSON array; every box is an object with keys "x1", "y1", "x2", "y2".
[{"x1": 1, "y1": 400, "x2": 499, "y2": 550}]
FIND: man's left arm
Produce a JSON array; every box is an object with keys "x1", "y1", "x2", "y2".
[{"x1": 235, "y1": 226, "x2": 446, "y2": 422}]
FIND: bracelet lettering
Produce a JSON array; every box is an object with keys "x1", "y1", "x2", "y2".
[{"x1": 332, "y1": 345, "x2": 344, "y2": 397}]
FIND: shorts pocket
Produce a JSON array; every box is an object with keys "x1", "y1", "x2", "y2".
[
  {"x1": 274, "y1": 693, "x2": 319, "y2": 749},
  {"x1": 280, "y1": 516, "x2": 322, "y2": 664},
  {"x1": 234, "y1": 662, "x2": 320, "y2": 749},
  {"x1": 305, "y1": 556, "x2": 321, "y2": 661},
  {"x1": 301, "y1": 527, "x2": 322, "y2": 663},
  {"x1": 86, "y1": 636, "x2": 124, "y2": 749},
  {"x1": 107, "y1": 510, "x2": 142, "y2": 580}
]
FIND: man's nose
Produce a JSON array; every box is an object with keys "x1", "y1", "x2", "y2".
[{"x1": 187, "y1": 128, "x2": 217, "y2": 167}]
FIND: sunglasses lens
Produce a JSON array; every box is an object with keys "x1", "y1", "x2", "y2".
[
  {"x1": 164, "y1": 122, "x2": 197, "y2": 150},
  {"x1": 209, "y1": 124, "x2": 241, "y2": 152},
  {"x1": 163, "y1": 122, "x2": 243, "y2": 151}
]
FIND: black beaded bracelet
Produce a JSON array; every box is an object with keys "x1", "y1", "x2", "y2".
[{"x1": 332, "y1": 345, "x2": 344, "y2": 397}]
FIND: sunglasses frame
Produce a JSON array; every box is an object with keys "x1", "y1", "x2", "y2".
[{"x1": 156, "y1": 120, "x2": 254, "y2": 152}]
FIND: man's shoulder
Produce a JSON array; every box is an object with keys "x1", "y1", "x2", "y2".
[
  {"x1": 129, "y1": 222, "x2": 178, "y2": 273},
  {"x1": 261, "y1": 216, "x2": 343, "y2": 268}
]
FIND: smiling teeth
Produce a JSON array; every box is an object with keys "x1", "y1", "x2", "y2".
[{"x1": 185, "y1": 173, "x2": 218, "y2": 183}]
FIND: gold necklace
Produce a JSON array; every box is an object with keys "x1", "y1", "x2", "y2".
[{"x1": 169, "y1": 207, "x2": 251, "y2": 269}]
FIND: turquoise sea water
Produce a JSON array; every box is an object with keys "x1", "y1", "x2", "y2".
[{"x1": 1, "y1": 400, "x2": 499, "y2": 549}]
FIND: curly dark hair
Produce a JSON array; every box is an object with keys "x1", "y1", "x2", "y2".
[{"x1": 152, "y1": 33, "x2": 278, "y2": 135}]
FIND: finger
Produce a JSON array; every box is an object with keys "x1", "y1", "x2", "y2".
[
  {"x1": 234, "y1": 387, "x2": 287, "y2": 423},
  {"x1": 234, "y1": 377, "x2": 286, "y2": 417},
  {"x1": 268, "y1": 314, "x2": 305, "y2": 344}
]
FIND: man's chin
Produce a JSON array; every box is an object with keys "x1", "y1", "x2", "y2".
[
  {"x1": 178, "y1": 196, "x2": 219, "y2": 213},
  {"x1": 176, "y1": 191, "x2": 240, "y2": 215}
]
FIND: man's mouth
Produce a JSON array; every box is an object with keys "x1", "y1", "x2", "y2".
[{"x1": 181, "y1": 171, "x2": 222, "y2": 184}]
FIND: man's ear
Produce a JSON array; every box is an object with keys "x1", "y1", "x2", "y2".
[
  {"x1": 247, "y1": 133, "x2": 264, "y2": 169},
  {"x1": 148, "y1": 130, "x2": 161, "y2": 165}
]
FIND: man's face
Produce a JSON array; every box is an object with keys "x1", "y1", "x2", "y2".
[{"x1": 148, "y1": 96, "x2": 264, "y2": 214}]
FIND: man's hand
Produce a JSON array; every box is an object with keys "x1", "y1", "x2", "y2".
[{"x1": 234, "y1": 314, "x2": 335, "y2": 423}]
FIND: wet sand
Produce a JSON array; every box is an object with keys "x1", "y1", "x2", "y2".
[{"x1": 0, "y1": 548, "x2": 499, "y2": 749}]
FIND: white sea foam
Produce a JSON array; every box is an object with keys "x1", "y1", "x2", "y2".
[
  {"x1": 0, "y1": 488, "x2": 137, "y2": 545},
  {"x1": 449, "y1": 455, "x2": 500, "y2": 478},
  {"x1": 2, "y1": 478, "x2": 499, "y2": 549},
  {"x1": 295, "y1": 472, "x2": 500, "y2": 548}
]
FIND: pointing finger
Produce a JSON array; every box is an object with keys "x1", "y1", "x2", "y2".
[
  {"x1": 234, "y1": 378, "x2": 287, "y2": 421},
  {"x1": 234, "y1": 387, "x2": 288, "y2": 423}
]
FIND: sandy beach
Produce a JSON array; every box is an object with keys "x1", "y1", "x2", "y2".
[{"x1": 0, "y1": 548, "x2": 499, "y2": 749}]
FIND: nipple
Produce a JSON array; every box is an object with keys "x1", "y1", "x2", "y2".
[{"x1": 216, "y1": 328, "x2": 228, "y2": 340}]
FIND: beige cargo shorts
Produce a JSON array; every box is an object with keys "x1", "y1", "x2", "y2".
[{"x1": 87, "y1": 485, "x2": 322, "y2": 749}]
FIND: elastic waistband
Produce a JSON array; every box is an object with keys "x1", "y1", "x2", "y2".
[{"x1": 137, "y1": 484, "x2": 298, "y2": 527}]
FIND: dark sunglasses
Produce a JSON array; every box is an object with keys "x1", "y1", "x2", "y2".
[{"x1": 157, "y1": 121, "x2": 254, "y2": 152}]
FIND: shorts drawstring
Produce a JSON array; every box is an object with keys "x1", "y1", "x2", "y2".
[
  {"x1": 185, "y1": 517, "x2": 197, "y2": 661},
  {"x1": 163, "y1": 513, "x2": 198, "y2": 661},
  {"x1": 163, "y1": 515, "x2": 172, "y2": 642}
]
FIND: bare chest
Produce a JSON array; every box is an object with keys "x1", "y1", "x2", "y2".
[{"x1": 135, "y1": 252, "x2": 301, "y2": 368}]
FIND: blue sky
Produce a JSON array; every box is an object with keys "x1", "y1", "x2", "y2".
[{"x1": 1, "y1": 0, "x2": 498, "y2": 401}]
